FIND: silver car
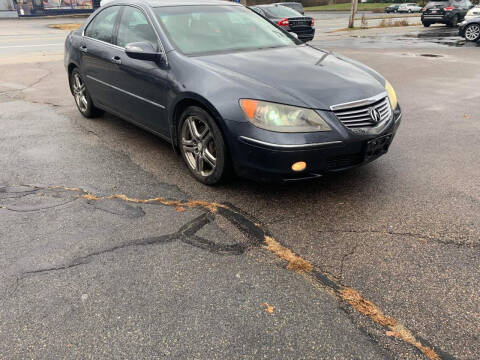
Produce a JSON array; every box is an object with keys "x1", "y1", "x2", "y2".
[{"x1": 398, "y1": 3, "x2": 422, "y2": 13}]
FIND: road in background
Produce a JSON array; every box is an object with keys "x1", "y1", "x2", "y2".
[
  {"x1": 0, "y1": 17, "x2": 85, "y2": 64},
  {"x1": 309, "y1": 10, "x2": 421, "y2": 33}
]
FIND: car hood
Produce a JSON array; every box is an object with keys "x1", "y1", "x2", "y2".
[{"x1": 192, "y1": 45, "x2": 386, "y2": 110}]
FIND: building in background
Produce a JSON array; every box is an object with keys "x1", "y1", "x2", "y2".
[
  {"x1": 13, "y1": 0, "x2": 94, "y2": 16},
  {"x1": 0, "y1": 0, "x2": 17, "y2": 18}
]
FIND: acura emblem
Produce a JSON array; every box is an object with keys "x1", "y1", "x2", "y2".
[{"x1": 369, "y1": 107, "x2": 381, "y2": 123}]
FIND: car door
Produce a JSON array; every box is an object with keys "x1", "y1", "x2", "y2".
[
  {"x1": 109, "y1": 5, "x2": 170, "y2": 137},
  {"x1": 80, "y1": 5, "x2": 122, "y2": 111}
]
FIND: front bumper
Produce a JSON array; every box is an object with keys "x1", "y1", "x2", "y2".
[
  {"x1": 458, "y1": 22, "x2": 468, "y2": 36},
  {"x1": 226, "y1": 106, "x2": 402, "y2": 182}
]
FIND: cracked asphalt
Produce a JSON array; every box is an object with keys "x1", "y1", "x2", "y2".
[{"x1": 1, "y1": 18, "x2": 479, "y2": 360}]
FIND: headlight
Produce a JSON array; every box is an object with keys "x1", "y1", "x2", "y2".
[
  {"x1": 385, "y1": 80, "x2": 398, "y2": 109},
  {"x1": 239, "y1": 99, "x2": 331, "y2": 132}
]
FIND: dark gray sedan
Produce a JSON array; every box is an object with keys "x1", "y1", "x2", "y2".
[{"x1": 65, "y1": 0, "x2": 401, "y2": 184}]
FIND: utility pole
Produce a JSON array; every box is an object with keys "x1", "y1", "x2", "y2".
[{"x1": 348, "y1": 0, "x2": 358, "y2": 28}]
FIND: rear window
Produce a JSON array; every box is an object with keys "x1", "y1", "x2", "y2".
[
  {"x1": 284, "y1": 3, "x2": 303, "y2": 12},
  {"x1": 264, "y1": 5, "x2": 302, "y2": 18},
  {"x1": 425, "y1": 1, "x2": 449, "y2": 7}
]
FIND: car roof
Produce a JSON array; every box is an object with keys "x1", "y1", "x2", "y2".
[{"x1": 255, "y1": 3, "x2": 287, "y2": 8}]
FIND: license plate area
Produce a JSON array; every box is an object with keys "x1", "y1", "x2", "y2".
[{"x1": 365, "y1": 134, "x2": 392, "y2": 161}]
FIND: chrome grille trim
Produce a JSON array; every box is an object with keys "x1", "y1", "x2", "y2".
[
  {"x1": 331, "y1": 93, "x2": 392, "y2": 129},
  {"x1": 330, "y1": 92, "x2": 387, "y2": 111}
]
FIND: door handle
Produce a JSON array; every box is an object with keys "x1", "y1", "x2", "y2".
[
  {"x1": 79, "y1": 45, "x2": 88, "y2": 53},
  {"x1": 111, "y1": 56, "x2": 122, "y2": 64}
]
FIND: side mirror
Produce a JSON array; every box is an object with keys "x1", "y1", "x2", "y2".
[
  {"x1": 125, "y1": 42, "x2": 161, "y2": 62},
  {"x1": 291, "y1": 32, "x2": 299, "y2": 39}
]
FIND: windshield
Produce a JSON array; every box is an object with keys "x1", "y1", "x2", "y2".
[
  {"x1": 264, "y1": 5, "x2": 302, "y2": 18},
  {"x1": 154, "y1": 5, "x2": 296, "y2": 56}
]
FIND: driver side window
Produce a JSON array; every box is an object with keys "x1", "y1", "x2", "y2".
[
  {"x1": 116, "y1": 6, "x2": 158, "y2": 49},
  {"x1": 84, "y1": 6, "x2": 120, "y2": 44}
]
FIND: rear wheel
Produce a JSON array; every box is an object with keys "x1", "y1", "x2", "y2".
[
  {"x1": 464, "y1": 23, "x2": 480, "y2": 41},
  {"x1": 448, "y1": 15, "x2": 458, "y2": 27},
  {"x1": 422, "y1": 21, "x2": 431, "y2": 27},
  {"x1": 70, "y1": 68, "x2": 103, "y2": 118},
  {"x1": 178, "y1": 106, "x2": 230, "y2": 185}
]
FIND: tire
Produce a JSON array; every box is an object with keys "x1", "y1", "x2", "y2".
[
  {"x1": 69, "y1": 68, "x2": 103, "y2": 118},
  {"x1": 178, "y1": 106, "x2": 231, "y2": 185},
  {"x1": 423, "y1": 21, "x2": 431, "y2": 27},
  {"x1": 448, "y1": 15, "x2": 458, "y2": 27},
  {"x1": 408, "y1": 9, "x2": 412, "y2": 13},
  {"x1": 464, "y1": 23, "x2": 480, "y2": 41}
]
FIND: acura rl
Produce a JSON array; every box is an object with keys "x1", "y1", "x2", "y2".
[{"x1": 64, "y1": 0, "x2": 402, "y2": 184}]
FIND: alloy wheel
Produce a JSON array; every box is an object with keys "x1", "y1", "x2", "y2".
[
  {"x1": 465, "y1": 24, "x2": 480, "y2": 41},
  {"x1": 72, "y1": 73, "x2": 88, "y2": 113},
  {"x1": 181, "y1": 115, "x2": 217, "y2": 177}
]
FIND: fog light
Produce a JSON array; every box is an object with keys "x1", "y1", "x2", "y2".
[{"x1": 291, "y1": 161, "x2": 306, "y2": 172}]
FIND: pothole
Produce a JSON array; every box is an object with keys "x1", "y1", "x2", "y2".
[{"x1": 419, "y1": 53, "x2": 443, "y2": 58}]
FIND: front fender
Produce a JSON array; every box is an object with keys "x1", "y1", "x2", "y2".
[{"x1": 168, "y1": 92, "x2": 230, "y2": 149}]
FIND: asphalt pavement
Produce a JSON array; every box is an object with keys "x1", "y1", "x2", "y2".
[{"x1": 0, "y1": 16, "x2": 479, "y2": 360}]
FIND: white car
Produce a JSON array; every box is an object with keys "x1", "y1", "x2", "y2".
[
  {"x1": 99, "y1": 0, "x2": 115, "y2": 6},
  {"x1": 398, "y1": 3, "x2": 422, "y2": 13},
  {"x1": 465, "y1": 5, "x2": 480, "y2": 20}
]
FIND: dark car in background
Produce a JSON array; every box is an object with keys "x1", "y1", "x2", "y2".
[
  {"x1": 459, "y1": 16, "x2": 480, "y2": 41},
  {"x1": 65, "y1": 0, "x2": 401, "y2": 184},
  {"x1": 272, "y1": 2, "x2": 304, "y2": 15},
  {"x1": 384, "y1": 4, "x2": 400, "y2": 13},
  {"x1": 421, "y1": 0, "x2": 473, "y2": 27},
  {"x1": 250, "y1": 4, "x2": 315, "y2": 42}
]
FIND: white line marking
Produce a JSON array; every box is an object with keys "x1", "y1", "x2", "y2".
[{"x1": 0, "y1": 43, "x2": 63, "y2": 49}]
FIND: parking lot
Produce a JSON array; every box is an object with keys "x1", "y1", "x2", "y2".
[{"x1": 0, "y1": 13, "x2": 479, "y2": 360}]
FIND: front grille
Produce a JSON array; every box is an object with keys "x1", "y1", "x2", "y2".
[
  {"x1": 333, "y1": 97, "x2": 392, "y2": 129},
  {"x1": 326, "y1": 153, "x2": 363, "y2": 170}
]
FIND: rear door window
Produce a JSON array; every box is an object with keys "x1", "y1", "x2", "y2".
[{"x1": 84, "y1": 6, "x2": 120, "y2": 44}]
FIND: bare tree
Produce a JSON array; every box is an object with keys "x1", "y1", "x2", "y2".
[{"x1": 348, "y1": 0, "x2": 358, "y2": 28}]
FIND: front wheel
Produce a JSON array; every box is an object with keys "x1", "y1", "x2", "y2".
[
  {"x1": 70, "y1": 68, "x2": 103, "y2": 118},
  {"x1": 423, "y1": 21, "x2": 431, "y2": 27},
  {"x1": 464, "y1": 23, "x2": 480, "y2": 41},
  {"x1": 178, "y1": 106, "x2": 230, "y2": 185}
]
